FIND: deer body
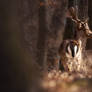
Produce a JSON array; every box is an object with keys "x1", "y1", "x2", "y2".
[
  {"x1": 69, "y1": 7, "x2": 92, "y2": 74},
  {"x1": 59, "y1": 7, "x2": 92, "y2": 75}
]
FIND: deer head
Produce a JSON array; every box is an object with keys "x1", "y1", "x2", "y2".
[{"x1": 67, "y1": 7, "x2": 92, "y2": 38}]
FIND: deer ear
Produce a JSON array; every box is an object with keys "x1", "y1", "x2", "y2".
[
  {"x1": 66, "y1": 7, "x2": 74, "y2": 18},
  {"x1": 68, "y1": 7, "x2": 77, "y2": 19},
  {"x1": 66, "y1": 7, "x2": 75, "y2": 18},
  {"x1": 66, "y1": 9, "x2": 72, "y2": 18}
]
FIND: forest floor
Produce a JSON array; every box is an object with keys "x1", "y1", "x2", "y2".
[{"x1": 41, "y1": 70, "x2": 92, "y2": 92}]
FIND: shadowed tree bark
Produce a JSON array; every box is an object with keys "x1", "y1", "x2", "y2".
[
  {"x1": 18, "y1": 0, "x2": 68, "y2": 70},
  {"x1": 0, "y1": 0, "x2": 40, "y2": 92},
  {"x1": 78, "y1": 0, "x2": 88, "y2": 21},
  {"x1": 46, "y1": 0, "x2": 68, "y2": 69},
  {"x1": 64, "y1": 0, "x2": 76, "y2": 40},
  {"x1": 0, "y1": 0, "x2": 68, "y2": 92},
  {"x1": 87, "y1": 0, "x2": 92, "y2": 49},
  {"x1": 36, "y1": 0, "x2": 48, "y2": 69}
]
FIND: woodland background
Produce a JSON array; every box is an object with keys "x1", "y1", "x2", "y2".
[{"x1": 0, "y1": 0, "x2": 92, "y2": 92}]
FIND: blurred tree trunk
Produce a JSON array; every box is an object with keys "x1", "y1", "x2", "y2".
[
  {"x1": 46, "y1": 0, "x2": 68, "y2": 69},
  {"x1": 87, "y1": 0, "x2": 92, "y2": 49},
  {"x1": 0, "y1": 0, "x2": 40, "y2": 92},
  {"x1": 36, "y1": 0, "x2": 48, "y2": 69},
  {"x1": 18, "y1": 0, "x2": 68, "y2": 70},
  {"x1": 78, "y1": 0, "x2": 88, "y2": 21},
  {"x1": 0, "y1": 0, "x2": 68, "y2": 92},
  {"x1": 64, "y1": 0, "x2": 76, "y2": 40}
]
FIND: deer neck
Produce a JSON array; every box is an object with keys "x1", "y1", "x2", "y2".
[{"x1": 75, "y1": 30, "x2": 87, "y2": 51}]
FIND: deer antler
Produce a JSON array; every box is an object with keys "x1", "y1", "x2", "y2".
[
  {"x1": 68, "y1": 7, "x2": 92, "y2": 38},
  {"x1": 68, "y1": 7, "x2": 80, "y2": 23}
]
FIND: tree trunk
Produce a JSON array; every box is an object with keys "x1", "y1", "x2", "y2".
[
  {"x1": 78, "y1": 0, "x2": 88, "y2": 21},
  {"x1": 87, "y1": 0, "x2": 92, "y2": 50},
  {"x1": 46, "y1": 0, "x2": 68, "y2": 69},
  {"x1": 0, "y1": 0, "x2": 40, "y2": 92}
]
